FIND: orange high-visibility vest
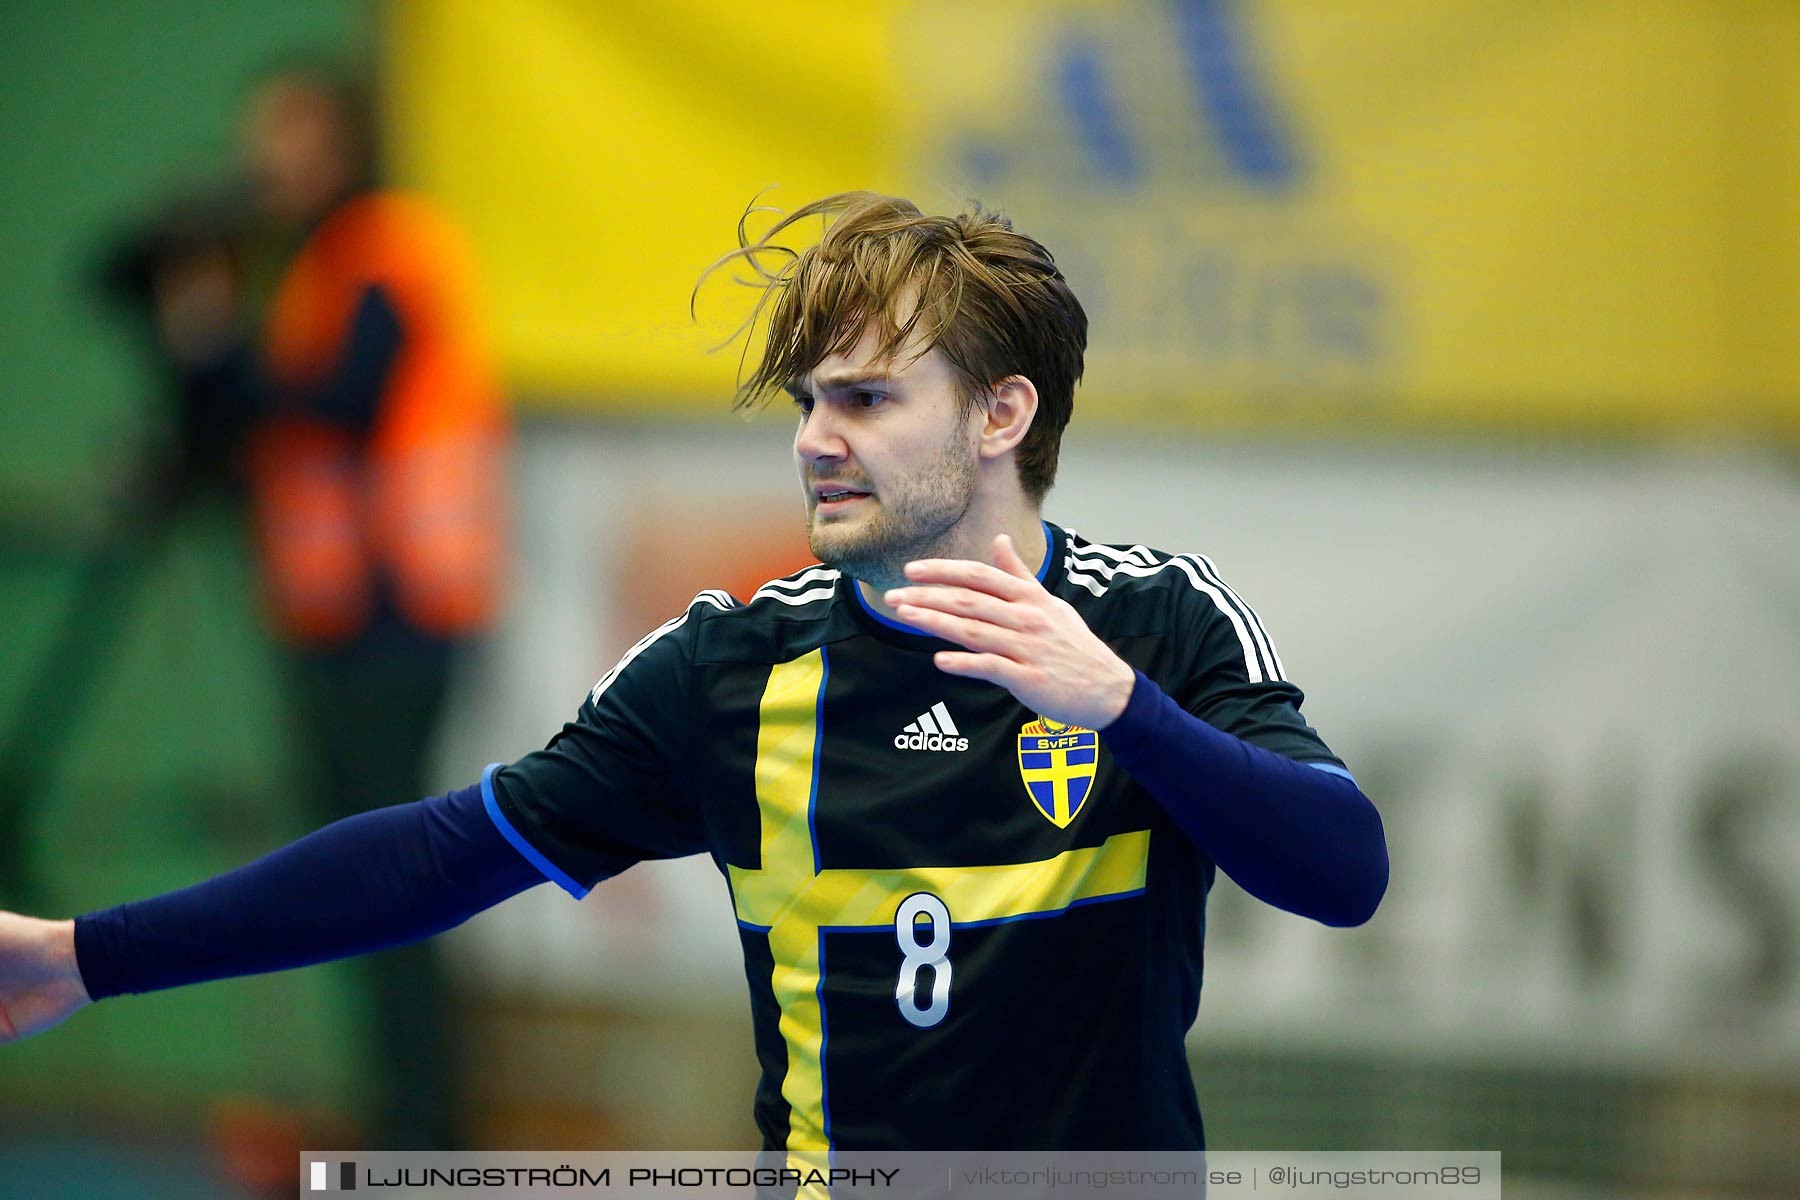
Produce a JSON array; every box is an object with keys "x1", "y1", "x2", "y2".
[{"x1": 247, "y1": 191, "x2": 508, "y2": 645}]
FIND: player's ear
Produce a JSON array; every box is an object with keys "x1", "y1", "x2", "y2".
[{"x1": 976, "y1": 375, "x2": 1038, "y2": 462}]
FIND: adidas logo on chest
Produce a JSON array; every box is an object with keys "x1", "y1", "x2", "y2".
[{"x1": 894, "y1": 702, "x2": 969, "y2": 752}]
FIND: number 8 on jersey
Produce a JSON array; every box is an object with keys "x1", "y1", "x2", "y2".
[{"x1": 894, "y1": 892, "x2": 952, "y2": 1028}]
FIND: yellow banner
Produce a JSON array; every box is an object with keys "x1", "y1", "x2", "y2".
[{"x1": 386, "y1": 0, "x2": 1800, "y2": 439}]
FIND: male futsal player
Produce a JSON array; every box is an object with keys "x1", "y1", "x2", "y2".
[{"x1": 0, "y1": 192, "x2": 1387, "y2": 1152}]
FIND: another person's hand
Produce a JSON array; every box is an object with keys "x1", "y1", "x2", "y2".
[
  {"x1": 888, "y1": 533, "x2": 1138, "y2": 731},
  {"x1": 0, "y1": 912, "x2": 91, "y2": 1044}
]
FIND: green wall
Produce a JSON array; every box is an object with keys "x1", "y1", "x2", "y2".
[{"x1": 0, "y1": 0, "x2": 372, "y2": 1131}]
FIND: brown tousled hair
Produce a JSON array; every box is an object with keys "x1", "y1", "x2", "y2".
[{"x1": 697, "y1": 191, "x2": 1087, "y2": 503}]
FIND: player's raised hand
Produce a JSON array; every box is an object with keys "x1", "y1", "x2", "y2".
[
  {"x1": 888, "y1": 533, "x2": 1136, "y2": 731},
  {"x1": 0, "y1": 912, "x2": 91, "y2": 1044}
]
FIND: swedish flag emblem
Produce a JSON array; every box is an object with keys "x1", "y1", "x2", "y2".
[{"x1": 1017, "y1": 716, "x2": 1100, "y2": 828}]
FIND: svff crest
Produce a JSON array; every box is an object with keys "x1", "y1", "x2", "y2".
[{"x1": 1017, "y1": 716, "x2": 1100, "y2": 828}]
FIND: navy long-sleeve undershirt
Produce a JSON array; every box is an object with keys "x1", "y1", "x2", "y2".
[
  {"x1": 1103, "y1": 669, "x2": 1388, "y2": 927},
  {"x1": 73, "y1": 779, "x2": 540, "y2": 1000}
]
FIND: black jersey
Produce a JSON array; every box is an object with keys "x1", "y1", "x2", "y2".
[{"x1": 489, "y1": 522, "x2": 1341, "y2": 1152}]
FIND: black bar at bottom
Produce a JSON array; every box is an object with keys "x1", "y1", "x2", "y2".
[{"x1": 341, "y1": 1160, "x2": 356, "y2": 1190}]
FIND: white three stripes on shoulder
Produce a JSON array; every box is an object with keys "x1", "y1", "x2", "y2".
[
  {"x1": 1186, "y1": 553, "x2": 1286, "y2": 681},
  {"x1": 1064, "y1": 541, "x2": 1159, "y2": 566},
  {"x1": 752, "y1": 565, "x2": 840, "y2": 607},
  {"x1": 1064, "y1": 547, "x2": 1284, "y2": 684},
  {"x1": 589, "y1": 590, "x2": 736, "y2": 705}
]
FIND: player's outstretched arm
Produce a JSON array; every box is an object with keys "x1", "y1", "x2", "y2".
[
  {"x1": 3, "y1": 778, "x2": 543, "y2": 1028},
  {"x1": 0, "y1": 913, "x2": 91, "y2": 1044}
]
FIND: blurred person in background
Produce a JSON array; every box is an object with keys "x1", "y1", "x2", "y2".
[{"x1": 141, "y1": 60, "x2": 509, "y2": 1152}]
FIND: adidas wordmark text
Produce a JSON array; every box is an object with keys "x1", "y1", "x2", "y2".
[{"x1": 894, "y1": 702, "x2": 969, "y2": 752}]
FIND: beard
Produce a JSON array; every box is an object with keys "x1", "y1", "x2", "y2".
[{"x1": 806, "y1": 430, "x2": 978, "y2": 591}]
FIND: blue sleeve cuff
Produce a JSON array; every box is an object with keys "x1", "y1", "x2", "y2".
[{"x1": 480, "y1": 762, "x2": 591, "y2": 900}]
